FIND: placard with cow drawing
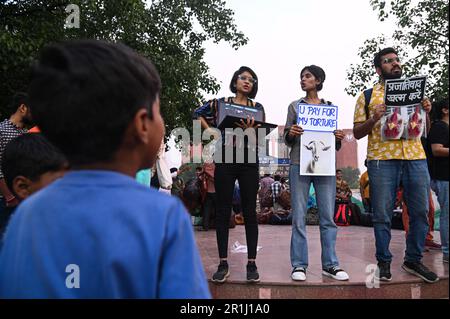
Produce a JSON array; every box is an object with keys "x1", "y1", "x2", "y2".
[{"x1": 300, "y1": 132, "x2": 336, "y2": 176}]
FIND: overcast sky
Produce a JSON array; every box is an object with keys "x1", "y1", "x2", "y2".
[{"x1": 167, "y1": 0, "x2": 397, "y2": 170}]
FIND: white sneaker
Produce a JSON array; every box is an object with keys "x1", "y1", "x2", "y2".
[
  {"x1": 322, "y1": 266, "x2": 349, "y2": 281},
  {"x1": 291, "y1": 267, "x2": 306, "y2": 281}
]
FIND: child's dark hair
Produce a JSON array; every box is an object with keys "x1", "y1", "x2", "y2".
[
  {"x1": 4, "y1": 92, "x2": 28, "y2": 118},
  {"x1": 431, "y1": 97, "x2": 449, "y2": 121},
  {"x1": 2, "y1": 133, "x2": 67, "y2": 192},
  {"x1": 229, "y1": 66, "x2": 258, "y2": 99},
  {"x1": 28, "y1": 40, "x2": 161, "y2": 165},
  {"x1": 300, "y1": 65, "x2": 326, "y2": 91}
]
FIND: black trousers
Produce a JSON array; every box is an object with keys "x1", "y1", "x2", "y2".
[
  {"x1": 202, "y1": 192, "x2": 216, "y2": 230},
  {"x1": 214, "y1": 163, "x2": 259, "y2": 259}
]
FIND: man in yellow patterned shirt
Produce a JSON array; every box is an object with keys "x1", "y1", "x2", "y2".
[{"x1": 353, "y1": 47, "x2": 438, "y2": 284}]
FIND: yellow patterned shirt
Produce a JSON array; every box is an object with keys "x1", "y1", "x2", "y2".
[{"x1": 353, "y1": 82, "x2": 426, "y2": 160}]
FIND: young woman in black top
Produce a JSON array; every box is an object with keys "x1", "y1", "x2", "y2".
[{"x1": 194, "y1": 66, "x2": 264, "y2": 283}]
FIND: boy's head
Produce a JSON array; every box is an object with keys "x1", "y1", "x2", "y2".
[
  {"x1": 432, "y1": 97, "x2": 449, "y2": 121},
  {"x1": 28, "y1": 40, "x2": 164, "y2": 171},
  {"x1": 4, "y1": 92, "x2": 33, "y2": 126},
  {"x1": 2, "y1": 134, "x2": 68, "y2": 201}
]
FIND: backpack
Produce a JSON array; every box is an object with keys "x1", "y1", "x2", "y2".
[
  {"x1": 306, "y1": 207, "x2": 319, "y2": 225},
  {"x1": 363, "y1": 88, "x2": 373, "y2": 120},
  {"x1": 334, "y1": 203, "x2": 352, "y2": 226}
]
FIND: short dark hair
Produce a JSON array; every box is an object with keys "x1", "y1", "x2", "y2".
[
  {"x1": 28, "y1": 40, "x2": 161, "y2": 166},
  {"x1": 300, "y1": 65, "x2": 326, "y2": 91},
  {"x1": 374, "y1": 47, "x2": 398, "y2": 69},
  {"x1": 336, "y1": 169, "x2": 343, "y2": 173},
  {"x1": 170, "y1": 167, "x2": 178, "y2": 173},
  {"x1": 229, "y1": 66, "x2": 258, "y2": 99},
  {"x1": 432, "y1": 97, "x2": 449, "y2": 121},
  {"x1": 2, "y1": 133, "x2": 67, "y2": 192},
  {"x1": 5, "y1": 92, "x2": 28, "y2": 118},
  {"x1": 274, "y1": 174, "x2": 281, "y2": 181}
]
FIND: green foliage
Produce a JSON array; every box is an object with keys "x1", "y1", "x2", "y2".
[
  {"x1": 0, "y1": 0, "x2": 247, "y2": 139},
  {"x1": 339, "y1": 166, "x2": 361, "y2": 189},
  {"x1": 346, "y1": 0, "x2": 449, "y2": 100}
]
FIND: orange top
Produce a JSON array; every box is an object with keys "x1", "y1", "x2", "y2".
[{"x1": 28, "y1": 126, "x2": 41, "y2": 133}]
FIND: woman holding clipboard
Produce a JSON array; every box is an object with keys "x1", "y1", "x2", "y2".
[{"x1": 194, "y1": 66, "x2": 265, "y2": 283}]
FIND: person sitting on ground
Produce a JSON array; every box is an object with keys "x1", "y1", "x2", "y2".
[
  {"x1": 359, "y1": 160, "x2": 371, "y2": 214},
  {"x1": 170, "y1": 167, "x2": 185, "y2": 198},
  {"x1": 334, "y1": 169, "x2": 361, "y2": 225},
  {"x1": 0, "y1": 133, "x2": 68, "y2": 237},
  {"x1": 200, "y1": 162, "x2": 216, "y2": 230},
  {"x1": 271, "y1": 174, "x2": 284, "y2": 212},
  {"x1": 335, "y1": 169, "x2": 352, "y2": 204},
  {"x1": 258, "y1": 173, "x2": 274, "y2": 209},
  {"x1": 0, "y1": 40, "x2": 211, "y2": 298}
]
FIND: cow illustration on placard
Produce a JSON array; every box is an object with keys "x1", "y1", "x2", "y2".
[{"x1": 303, "y1": 140, "x2": 331, "y2": 174}]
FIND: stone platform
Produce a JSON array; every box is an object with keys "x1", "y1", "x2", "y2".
[{"x1": 195, "y1": 225, "x2": 448, "y2": 299}]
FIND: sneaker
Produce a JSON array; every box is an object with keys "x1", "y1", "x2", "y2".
[
  {"x1": 291, "y1": 267, "x2": 306, "y2": 281},
  {"x1": 402, "y1": 261, "x2": 439, "y2": 283},
  {"x1": 376, "y1": 261, "x2": 392, "y2": 281},
  {"x1": 212, "y1": 261, "x2": 229, "y2": 283},
  {"x1": 246, "y1": 262, "x2": 260, "y2": 283},
  {"x1": 444, "y1": 255, "x2": 449, "y2": 263},
  {"x1": 322, "y1": 266, "x2": 349, "y2": 281},
  {"x1": 425, "y1": 240, "x2": 442, "y2": 250}
]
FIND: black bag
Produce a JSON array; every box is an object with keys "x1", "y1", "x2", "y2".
[
  {"x1": 348, "y1": 203, "x2": 362, "y2": 225},
  {"x1": 269, "y1": 212, "x2": 292, "y2": 225},
  {"x1": 306, "y1": 207, "x2": 319, "y2": 225},
  {"x1": 391, "y1": 209, "x2": 404, "y2": 230},
  {"x1": 359, "y1": 211, "x2": 373, "y2": 227}
]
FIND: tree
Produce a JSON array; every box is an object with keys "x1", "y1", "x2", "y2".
[
  {"x1": 339, "y1": 166, "x2": 361, "y2": 189},
  {"x1": 0, "y1": 0, "x2": 247, "y2": 140},
  {"x1": 346, "y1": 0, "x2": 449, "y2": 100}
]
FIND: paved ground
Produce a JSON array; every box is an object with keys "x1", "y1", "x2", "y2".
[{"x1": 195, "y1": 224, "x2": 448, "y2": 286}]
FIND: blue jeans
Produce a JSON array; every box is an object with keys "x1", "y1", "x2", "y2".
[
  {"x1": 289, "y1": 165, "x2": 339, "y2": 269},
  {"x1": 368, "y1": 160, "x2": 430, "y2": 263},
  {"x1": 431, "y1": 180, "x2": 449, "y2": 257}
]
